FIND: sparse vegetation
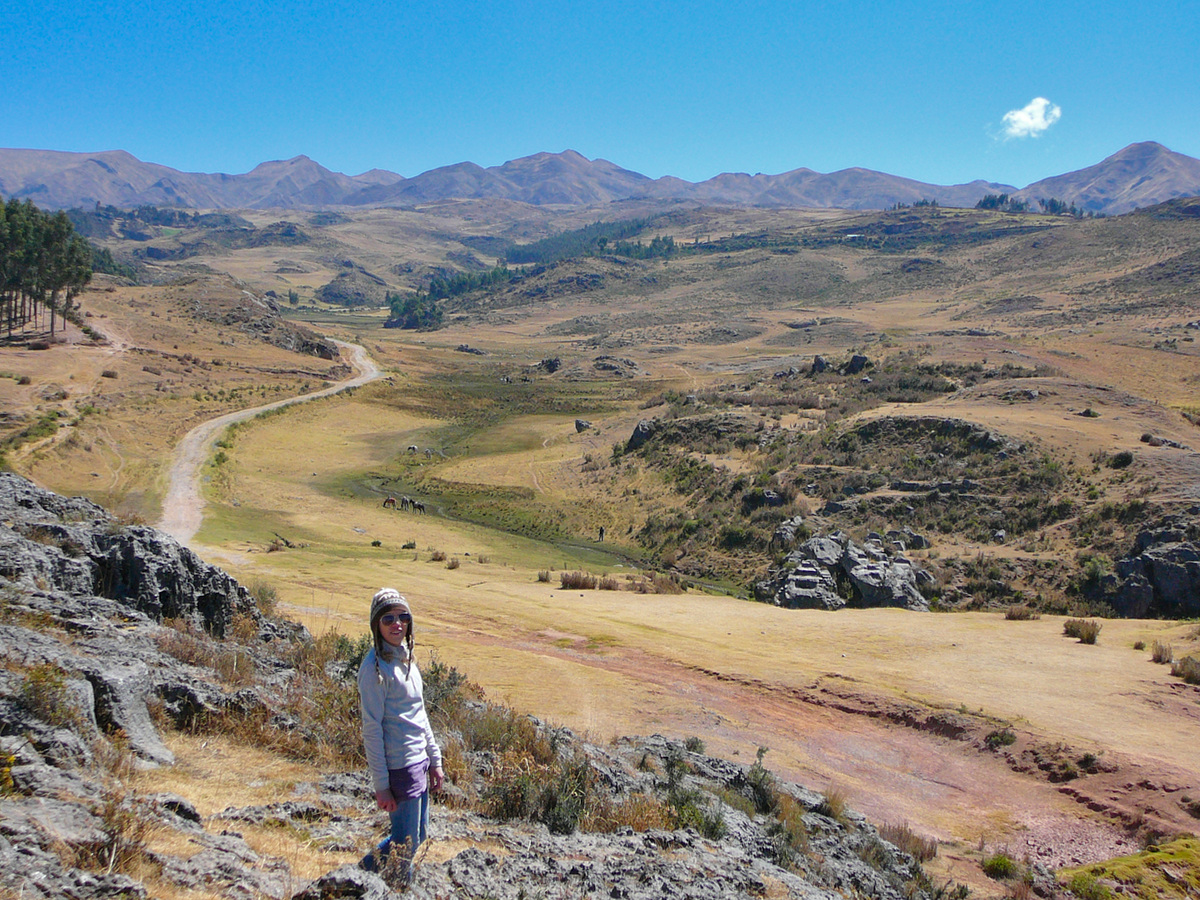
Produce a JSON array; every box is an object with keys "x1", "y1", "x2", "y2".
[
  {"x1": 1171, "y1": 655, "x2": 1200, "y2": 685},
  {"x1": 1064, "y1": 618, "x2": 1103, "y2": 644}
]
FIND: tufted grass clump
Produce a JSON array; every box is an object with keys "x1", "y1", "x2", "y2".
[
  {"x1": 1151, "y1": 640, "x2": 1174, "y2": 664},
  {"x1": 1171, "y1": 655, "x2": 1200, "y2": 685},
  {"x1": 1004, "y1": 604, "x2": 1040, "y2": 620},
  {"x1": 1064, "y1": 618, "x2": 1102, "y2": 644},
  {"x1": 816, "y1": 784, "x2": 849, "y2": 823},
  {"x1": 879, "y1": 821, "x2": 938, "y2": 862},
  {"x1": 560, "y1": 570, "x2": 598, "y2": 590}
]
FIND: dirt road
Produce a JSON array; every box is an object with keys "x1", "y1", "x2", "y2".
[{"x1": 157, "y1": 341, "x2": 381, "y2": 544}]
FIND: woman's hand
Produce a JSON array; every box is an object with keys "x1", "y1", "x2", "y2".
[
  {"x1": 375, "y1": 789, "x2": 397, "y2": 812},
  {"x1": 429, "y1": 765, "x2": 445, "y2": 794}
]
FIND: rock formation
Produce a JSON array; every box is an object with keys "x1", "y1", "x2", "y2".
[
  {"x1": 756, "y1": 531, "x2": 932, "y2": 611},
  {"x1": 1102, "y1": 508, "x2": 1200, "y2": 617}
]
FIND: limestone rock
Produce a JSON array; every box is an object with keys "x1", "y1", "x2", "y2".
[{"x1": 756, "y1": 532, "x2": 930, "y2": 611}]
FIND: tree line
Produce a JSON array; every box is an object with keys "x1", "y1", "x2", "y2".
[
  {"x1": 975, "y1": 193, "x2": 1096, "y2": 218},
  {"x1": 1, "y1": 198, "x2": 93, "y2": 339}
]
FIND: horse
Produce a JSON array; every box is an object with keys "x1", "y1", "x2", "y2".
[{"x1": 382, "y1": 496, "x2": 397, "y2": 509}]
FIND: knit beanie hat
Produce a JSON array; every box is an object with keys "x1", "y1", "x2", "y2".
[{"x1": 369, "y1": 587, "x2": 410, "y2": 626}]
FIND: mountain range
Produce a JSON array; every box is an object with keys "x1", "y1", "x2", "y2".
[{"x1": 2, "y1": 142, "x2": 1198, "y2": 215}]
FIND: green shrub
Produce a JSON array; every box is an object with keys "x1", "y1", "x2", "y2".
[
  {"x1": 981, "y1": 851, "x2": 1019, "y2": 879},
  {"x1": 248, "y1": 580, "x2": 278, "y2": 616},
  {"x1": 1066, "y1": 872, "x2": 1114, "y2": 900},
  {"x1": 684, "y1": 736, "x2": 706, "y2": 754},
  {"x1": 985, "y1": 728, "x2": 1017, "y2": 749},
  {"x1": 1107, "y1": 450, "x2": 1134, "y2": 469}
]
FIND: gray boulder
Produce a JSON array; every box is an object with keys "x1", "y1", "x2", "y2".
[
  {"x1": 626, "y1": 419, "x2": 657, "y2": 451},
  {"x1": 756, "y1": 532, "x2": 930, "y2": 611}
]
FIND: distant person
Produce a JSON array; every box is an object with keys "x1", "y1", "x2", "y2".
[
  {"x1": 598, "y1": 526, "x2": 605, "y2": 542},
  {"x1": 358, "y1": 588, "x2": 444, "y2": 879}
]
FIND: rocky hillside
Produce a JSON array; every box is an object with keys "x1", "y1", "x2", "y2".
[{"x1": 0, "y1": 473, "x2": 993, "y2": 899}]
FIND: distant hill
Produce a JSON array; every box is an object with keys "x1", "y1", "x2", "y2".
[
  {"x1": 1016, "y1": 142, "x2": 1200, "y2": 214},
  {"x1": 1, "y1": 142, "x2": 1196, "y2": 214}
]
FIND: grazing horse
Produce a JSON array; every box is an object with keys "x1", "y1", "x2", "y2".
[
  {"x1": 412, "y1": 501, "x2": 426, "y2": 514},
  {"x1": 407, "y1": 445, "x2": 418, "y2": 453},
  {"x1": 382, "y1": 496, "x2": 397, "y2": 509},
  {"x1": 400, "y1": 496, "x2": 412, "y2": 511}
]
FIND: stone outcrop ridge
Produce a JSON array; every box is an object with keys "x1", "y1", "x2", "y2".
[
  {"x1": 755, "y1": 531, "x2": 932, "y2": 611},
  {"x1": 1102, "y1": 508, "x2": 1200, "y2": 617}
]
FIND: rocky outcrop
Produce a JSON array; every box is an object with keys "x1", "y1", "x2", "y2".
[
  {"x1": 755, "y1": 532, "x2": 931, "y2": 611},
  {"x1": 0, "y1": 473, "x2": 257, "y2": 637},
  {"x1": 626, "y1": 419, "x2": 657, "y2": 451},
  {"x1": 1102, "y1": 510, "x2": 1200, "y2": 617}
]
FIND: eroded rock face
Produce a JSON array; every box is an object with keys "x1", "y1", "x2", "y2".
[
  {"x1": 1104, "y1": 510, "x2": 1200, "y2": 617},
  {"x1": 755, "y1": 532, "x2": 930, "y2": 612}
]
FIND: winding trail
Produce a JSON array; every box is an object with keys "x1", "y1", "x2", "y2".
[{"x1": 158, "y1": 341, "x2": 382, "y2": 545}]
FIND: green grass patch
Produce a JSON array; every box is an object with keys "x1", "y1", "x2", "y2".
[{"x1": 1060, "y1": 837, "x2": 1200, "y2": 900}]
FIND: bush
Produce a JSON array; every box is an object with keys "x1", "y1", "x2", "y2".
[
  {"x1": 430, "y1": 549, "x2": 447, "y2": 562},
  {"x1": 985, "y1": 728, "x2": 1017, "y2": 749},
  {"x1": 1171, "y1": 656, "x2": 1200, "y2": 685},
  {"x1": 981, "y1": 851, "x2": 1019, "y2": 879},
  {"x1": 446, "y1": 557, "x2": 460, "y2": 569},
  {"x1": 1066, "y1": 872, "x2": 1115, "y2": 900},
  {"x1": 1107, "y1": 450, "x2": 1134, "y2": 469},
  {"x1": 560, "y1": 571, "x2": 598, "y2": 590},
  {"x1": 101, "y1": 369, "x2": 118, "y2": 379},
  {"x1": 1005, "y1": 605, "x2": 1040, "y2": 620},
  {"x1": 1151, "y1": 640, "x2": 1174, "y2": 664},
  {"x1": 536, "y1": 570, "x2": 551, "y2": 582},
  {"x1": 1064, "y1": 618, "x2": 1102, "y2": 644},
  {"x1": 248, "y1": 580, "x2": 278, "y2": 616}
]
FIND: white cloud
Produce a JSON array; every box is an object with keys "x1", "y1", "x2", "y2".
[{"x1": 1001, "y1": 97, "x2": 1062, "y2": 139}]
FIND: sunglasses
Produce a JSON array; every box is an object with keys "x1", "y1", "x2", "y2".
[{"x1": 380, "y1": 612, "x2": 411, "y2": 626}]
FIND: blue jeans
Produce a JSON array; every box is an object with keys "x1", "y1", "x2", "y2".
[{"x1": 362, "y1": 791, "x2": 430, "y2": 875}]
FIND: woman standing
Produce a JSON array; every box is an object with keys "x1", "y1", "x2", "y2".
[{"x1": 358, "y1": 588, "x2": 444, "y2": 876}]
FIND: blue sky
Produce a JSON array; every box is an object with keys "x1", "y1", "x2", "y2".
[{"x1": 4, "y1": 0, "x2": 1198, "y2": 188}]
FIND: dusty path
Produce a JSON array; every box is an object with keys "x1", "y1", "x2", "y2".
[{"x1": 158, "y1": 341, "x2": 381, "y2": 544}]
